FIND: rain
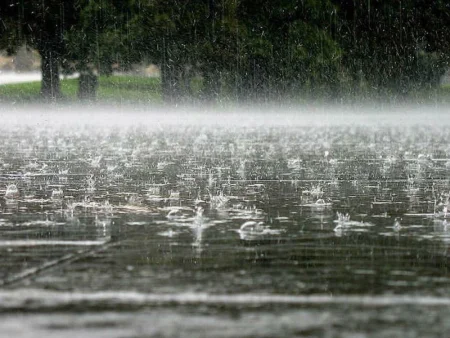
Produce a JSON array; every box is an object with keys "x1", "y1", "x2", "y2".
[{"x1": 1, "y1": 1, "x2": 450, "y2": 337}]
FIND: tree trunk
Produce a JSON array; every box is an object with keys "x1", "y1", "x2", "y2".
[
  {"x1": 202, "y1": 0, "x2": 220, "y2": 102},
  {"x1": 161, "y1": 63, "x2": 180, "y2": 104},
  {"x1": 40, "y1": 48, "x2": 61, "y2": 100},
  {"x1": 202, "y1": 67, "x2": 220, "y2": 102},
  {"x1": 78, "y1": 72, "x2": 98, "y2": 101}
]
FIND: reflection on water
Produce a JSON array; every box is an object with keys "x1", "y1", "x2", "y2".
[{"x1": 1, "y1": 110, "x2": 450, "y2": 336}]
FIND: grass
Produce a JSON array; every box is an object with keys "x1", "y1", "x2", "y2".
[
  {"x1": 97, "y1": 76, "x2": 161, "y2": 103},
  {"x1": 1, "y1": 74, "x2": 450, "y2": 105},
  {"x1": 439, "y1": 84, "x2": 450, "y2": 100},
  {"x1": 0, "y1": 81, "x2": 43, "y2": 102},
  {"x1": 0, "y1": 75, "x2": 162, "y2": 104}
]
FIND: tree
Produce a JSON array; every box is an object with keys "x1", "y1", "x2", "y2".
[
  {"x1": 233, "y1": 0, "x2": 341, "y2": 101},
  {"x1": 63, "y1": 0, "x2": 136, "y2": 100},
  {"x1": 129, "y1": 0, "x2": 216, "y2": 103},
  {"x1": 332, "y1": 0, "x2": 450, "y2": 96},
  {"x1": 129, "y1": 0, "x2": 341, "y2": 103},
  {"x1": 0, "y1": 0, "x2": 81, "y2": 100}
]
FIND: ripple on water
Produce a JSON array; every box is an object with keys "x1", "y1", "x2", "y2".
[{"x1": 0, "y1": 116, "x2": 450, "y2": 336}]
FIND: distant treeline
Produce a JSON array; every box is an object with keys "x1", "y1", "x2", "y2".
[{"x1": 1, "y1": 0, "x2": 449, "y2": 102}]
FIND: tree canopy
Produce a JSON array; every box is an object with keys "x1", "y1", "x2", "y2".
[
  {"x1": 1, "y1": 0, "x2": 449, "y2": 102},
  {"x1": 0, "y1": 0, "x2": 81, "y2": 99}
]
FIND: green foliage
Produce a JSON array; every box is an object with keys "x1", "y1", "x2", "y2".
[
  {"x1": 332, "y1": 0, "x2": 450, "y2": 95},
  {"x1": 0, "y1": 1, "x2": 72, "y2": 50},
  {"x1": 63, "y1": 0, "x2": 136, "y2": 76},
  {"x1": 125, "y1": 0, "x2": 342, "y2": 101},
  {"x1": 0, "y1": 0, "x2": 82, "y2": 98},
  {"x1": 1, "y1": 0, "x2": 450, "y2": 102},
  {"x1": 231, "y1": 0, "x2": 341, "y2": 100}
]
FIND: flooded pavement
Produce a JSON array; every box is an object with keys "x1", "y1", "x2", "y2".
[{"x1": 1, "y1": 106, "x2": 450, "y2": 337}]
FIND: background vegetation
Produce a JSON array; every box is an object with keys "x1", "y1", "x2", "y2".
[{"x1": 0, "y1": 0, "x2": 449, "y2": 103}]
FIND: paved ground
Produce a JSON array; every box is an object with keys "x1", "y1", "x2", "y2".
[
  {"x1": 0, "y1": 71, "x2": 41, "y2": 85},
  {"x1": 0, "y1": 71, "x2": 78, "y2": 85}
]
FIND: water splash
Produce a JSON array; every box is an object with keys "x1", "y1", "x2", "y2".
[{"x1": 5, "y1": 184, "x2": 19, "y2": 199}]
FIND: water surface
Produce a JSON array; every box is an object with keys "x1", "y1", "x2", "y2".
[{"x1": 0, "y1": 105, "x2": 449, "y2": 337}]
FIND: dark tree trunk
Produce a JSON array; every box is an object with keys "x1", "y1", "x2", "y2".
[
  {"x1": 161, "y1": 63, "x2": 181, "y2": 104},
  {"x1": 78, "y1": 72, "x2": 98, "y2": 101},
  {"x1": 202, "y1": 67, "x2": 221, "y2": 102},
  {"x1": 39, "y1": 48, "x2": 61, "y2": 100},
  {"x1": 202, "y1": 0, "x2": 221, "y2": 102}
]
